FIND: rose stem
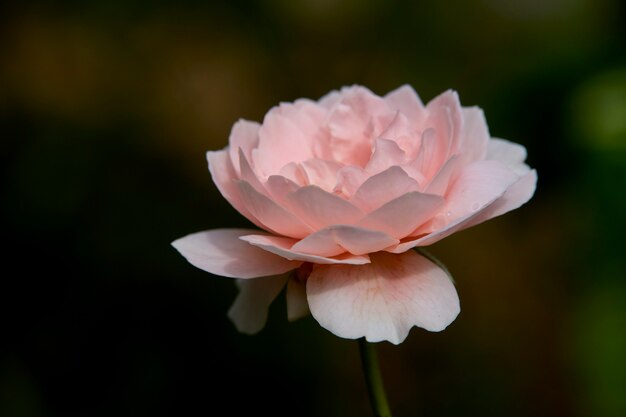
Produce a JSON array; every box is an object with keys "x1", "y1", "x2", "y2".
[{"x1": 358, "y1": 338, "x2": 393, "y2": 417}]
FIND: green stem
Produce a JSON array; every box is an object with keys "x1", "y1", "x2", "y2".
[{"x1": 358, "y1": 338, "x2": 393, "y2": 417}]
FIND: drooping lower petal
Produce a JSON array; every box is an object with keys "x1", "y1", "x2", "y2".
[
  {"x1": 228, "y1": 274, "x2": 288, "y2": 334},
  {"x1": 306, "y1": 250, "x2": 460, "y2": 345},
  {"x1": 171, "y1": 229, "x2": 302, "y2": 278}
]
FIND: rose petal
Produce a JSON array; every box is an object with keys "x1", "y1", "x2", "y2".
[
  {"x1": 287, "y1": 275, "x2": 310, "y2": 321},
  {"x1": 228, "y1": 119, "x2": 260, "y2": 175},
  {"x1": 238, "y1": 180, "x2": 313, "y2": 239},
  {"x1": 300, "y1": 158, "x2": 344, "y2": 192},
  {"x1": 286, "y1": 186, "x2": 364, "y2": 229},
  {"x1": 424, "y1": 155, "x2": 461, "y2": 196},
  {"x1": 351, "y1": 166, "x2": 421, "y2": 212},
  {"x1": 459, "y1": 107, "x2": 489, "y2": 163},
  {"x1": 358, "y1": 191, "x2": 444, "y2": 239},
  {"x1": 387, "y1": 169, "x2": 536, "y2": 252},
  {"x1": 255, "y1": 110, "x2": 313, "y2": 176},
  {"x1": 171, "y1": 229, "x2": 302, "y2": 278},
  {"x1": 206, "y1": 150, "x2": 263, "y2": 229},
  {"x1": 364, "y1": 138, "x2": 407, "y2": 175},
  {"x1": 487, "y1": 138, "x2": 531, "y2": 176},
  {"x1": 307, "y1": 250, "x2": 460, "y2": 344},
  {"x1": 384, "y1": 84, "x2": 426, "y2": 127},
  {"x1": 291, "y1": 225, "x2": 399, "y2": 256},
  {"x1": 238, "y1": 148, "x2": 265, "y2": 193},
  {"x1": 240, "y1": 234, "x2": 371, "y2": 265},
  {"x1": 228, "y1": 274, "x2": 288, "y2": 334}
]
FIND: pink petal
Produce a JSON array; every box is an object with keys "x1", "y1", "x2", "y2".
[
  {"x1": 238, "y1": 148, "x2": 265, "y2": 193},
  {"x1": 421, "y1": 90, "x2": 463, "y2": 175},
  {"x1": 238, "y1": 180, "x2": 313, "y2": 239},
  {"x1": 171, "y1": 229, "x2": 302, "y2": 278},
  {"x1": 276, "y1": 99, "x2": 327, "y2": 135},
  {"x1": 287, "y1": 275, "x2": 310, "y2": 321},
  {"x1": 228, "y1": 274, "x2": 288, "y2": 334},
  {"x1": 459, "y1": 107, "x2": 489, "y2": 163},
  {"x1": 265, "y1": 175, "x2": 300, "y2": 204},
  {"x1": 424, "y1": 155, "x2": 461, "y2": 196},
  {"x1": 286, "y1": 186, "x2": 364, "y2": 229},
  {"x1": 351, "y1": 166, "x2": 421, "y2": 212},
  {"x1": 387, "y1": 169, "x2": 536, "y2": 252},
  {"x1": 384, "y1": 84, "x2": 426, "y2": 127},
  {"x1": 300, "y1": 158, "x2": 344, "y2": 192},
  {"x1": 206, "y1": 150, "x2": 263, "y2": 229},
  {"x1": 487, "y1": 138, "x2": 531, "y2": 176},
  {"x1": 364, "y1": 138, "x2": 407, "y2": 175},
  {"x1": 334, "y1": 166, "x2": 369, "y2": 198},
  {"x1": 240, "y1": 234, "x2": 371, "y2": 265},
  {"x1": 291, "y1": 225, "x2": 399, "y2": 256},
  {"x1": 228, "y1": 119, "x2": 260, "y2": 175},
  {"x1": 357, "y1": 192, "x2": 444, "y2": 239},
  {"x1": 255, "y1": 110, "x2": 313, "y2": 176},
  {"x1": 307, "y1": 251, "x2": 460, "y2": 344}
]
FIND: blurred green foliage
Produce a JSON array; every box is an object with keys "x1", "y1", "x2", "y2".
[{"x1": 1, "y1": 0, "x2": 625, "y2": 416}]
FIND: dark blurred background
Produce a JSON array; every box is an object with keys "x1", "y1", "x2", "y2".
[{"x1": 1, "y1": 0, "x2": 625, "y2": 416}]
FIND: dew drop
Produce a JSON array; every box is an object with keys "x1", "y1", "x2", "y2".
[
  {"x1": 446, "y1": 211, "x2": 452, "y2": 217},
  {"x1": 471, "y1": 202, "x2": 481, "y2": 212}
]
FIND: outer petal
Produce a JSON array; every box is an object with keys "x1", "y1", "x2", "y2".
[
  {"x1": 291, "y1": 225, "x2": 399, "y2": 256},
  {"x1": 228, "y1": 274, "x2": 288, "y2": 334},
  {"x1": 487, "y1": 138, "x2": 531, "y2": 176},
  {"x1": 207, "y1": 150, "x2": 262, "y2": 229},
  {"x1": 228, "y1": 119, "x2": 260, "y2": 175},
  {"x1": 240, "y1": 234, "x2": 371, "y2": 265},
  {"x1": 237, "y1": 180, "x2": 313, "y2": 239},
  {"x1": 307, "y1": 251, "x2": 460, "y2": 344},
  {"x1": 171, "y1": 229, "x2": 302, "y2": 278},
  {"x1": 458, "y1": 107, "x2": 489, "y2": 164},
  {"x1": 388, "y1": 169, "x2": 537, "y2": 252}
]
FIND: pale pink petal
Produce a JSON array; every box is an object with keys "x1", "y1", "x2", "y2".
[
  {"x1": 300, "y1": 158, "x2": 344, "y2": 192},
  {"x1": 171, "y1": 229, "x2": 301, "y2": 278},
  {"x1": 240, "y1": 234, "x2": 371, "y2": 265},
  {"x1": 291, "y1": 225, "x2": 399, "y2": 256},
  {"x1": 358, "y1": 192, "x2": 444, "y2": 239},
  {"x1": 278, "y1": 162, "x2": 309, "y2": 186},
  {"x1": 412, "y1": 128, "x2": 439, "y2": 179},
  {"x1": 287, "y1": 275, "x2": 310, "y2": 321},
  {"x1": 317, "y1": 89, "x2": 341, "y2": 109},
  {"x1": 334, "y1": 166, "x2": 369, "y2": 198},
  {"x1": 265, "y1": 175, "x2": 300, "y2": 204},
  {"x1": 237, "y1": 181, "x2": 313, "y2": 239},
  {"x1": 384, "y1": 84, "x2": 426, "y2": 127},
  {"x1": 228, "y1": 274, "x2": 288, "y2": 334},
  {"x1": 207, "y1": 150, "x2": 263, "y2": 229},
  {"x1": 351, "y1": 166, "x2": 421, "y2": 212},
  {"x1": 422, "y1": 90, "x2": 463, "y2": 174},
  {"x1": 238, "y1": 149, "x2": 265, "y2": 193},
  {"x1": 255, "y1": 110, "x2": 313, "y2": 176},
  {"x1": 286, "y1": 186, "x2": 364, "y2": 229},
  {"x1": 277, "y1": 99, "x2": 327, "y2": 134},
  {"x1": 364, "y1": 138, "x2": 407, "y2": 175},
  {"x1": 307, "y1": 251, "x2": 460, "y2": 344},
  {"x1": 459, "y1": 107, "x2": 489, "y2": 163},
  {"x1": 387, "y1": 169, "x2": 536, "y2": 252},
  {"x1": 435, "y1": 159, "x2": 519, "y2": 225},
  {"x1": 424, "y1": 156, "x2": 461, "y2": 196},
  {"x1": 228, "y1": 119, "x2": 260, "y2": 175},
  {"x1": 487, "y1": 138, "x2": 531, "y2": 176},
  {"x1": 378, "y1": 111, "x2": 418, "y2": 156}
]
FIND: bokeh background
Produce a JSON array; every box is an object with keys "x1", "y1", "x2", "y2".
[{"x1": 2, "y1": 0, "x2": 625, "y2": 416}]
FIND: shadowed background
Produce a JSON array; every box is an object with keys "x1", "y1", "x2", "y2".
[{"x1": 2, "y1": 0, "x2": 625, "y2": 416}]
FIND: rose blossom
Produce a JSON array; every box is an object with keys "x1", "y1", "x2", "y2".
[{"x1": 172, "y1": 85, "x2": 536, "y2": 344}]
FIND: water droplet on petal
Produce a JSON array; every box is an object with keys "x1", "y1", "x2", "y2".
[
  {"x1": 446, "y1": 211, "x2": 452, "y2": 217},
  {"x1": 471, "y1": 202, "x2": 481, "y2": 212}
]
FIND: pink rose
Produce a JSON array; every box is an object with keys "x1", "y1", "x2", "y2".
[{"x1": 173, "y1": 85, "x2": 536, "y2": 344}]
